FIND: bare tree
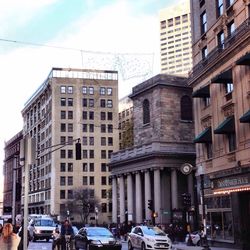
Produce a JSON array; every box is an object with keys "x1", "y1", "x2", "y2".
[{"x1": 64, "y1": 188, "x2": 100, "y2": 224}]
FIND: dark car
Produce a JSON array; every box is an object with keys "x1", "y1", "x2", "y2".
[{"x1": 74, "y1": 226, "x2": 122, "y2": 250}]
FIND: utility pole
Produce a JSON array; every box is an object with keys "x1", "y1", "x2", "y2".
[{"x1": 12, "y1": 156, "x2": 17, "y2": 225}]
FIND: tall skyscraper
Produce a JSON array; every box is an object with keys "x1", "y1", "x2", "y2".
[
  {"x1": 159, "y1": 1, "x2": 192, "y2": 76},
  {"x1": 21, "y1": 67, "x2": 119, "y2": 224}
]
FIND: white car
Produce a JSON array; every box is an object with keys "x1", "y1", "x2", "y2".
[{"x1": 128, "y1": 225, "x2": 172, "y2": 250}]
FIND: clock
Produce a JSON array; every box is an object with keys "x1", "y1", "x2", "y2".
[{"x1": 180, "y1": 163, "x2": 193, "y2": 175}]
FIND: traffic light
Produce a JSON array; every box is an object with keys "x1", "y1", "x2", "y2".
[
  {"x1": 182, "y1": 193, "x2": 191, "y2": 208},
  {"x1": 75, "y1": 141, "x2": 82, "y2": 160},
  {"x1": 147, "y1": 199, "x2": 153, "y2": 210}
]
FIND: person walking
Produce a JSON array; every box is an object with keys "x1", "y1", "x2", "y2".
[{"x1": 0, "y1": 223, "x2": 21, "y2": 250}]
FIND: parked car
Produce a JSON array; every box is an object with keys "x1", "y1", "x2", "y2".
[
  {"x1": 128, "y1": 225, "x2": 172, "y2": 250},
  {"x1": 185, "y1": 231, "x2": 201, "y2": 246},
  {"x1": 28, "y1": 217, "x2": 57, "y2": 242},
  {"x1": 74, "y1": 226, "x2": 122, "y2": 250}
]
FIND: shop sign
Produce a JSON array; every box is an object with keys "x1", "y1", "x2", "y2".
[{"x1": 211, "y1": 172, "x2": 250, "y2": 190}]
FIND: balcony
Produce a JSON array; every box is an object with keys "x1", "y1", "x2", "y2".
[{"x1": 188, "y1": 17, "x2": 250, "y2": 85}]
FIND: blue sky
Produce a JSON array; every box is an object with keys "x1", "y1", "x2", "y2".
[{"x1": 0, "y1": 0, "x2": 184, "y2": 180}]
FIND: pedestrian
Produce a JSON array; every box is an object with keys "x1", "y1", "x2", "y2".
[
  {"x1": 52, "y1": 227, "x2": 61, "y2": 250},
  {"x1": 0, "y1": 223, "x2": 3, "y2": 235},
  {"x1": 60, "y1": 219, "x2": 74, "y2": 250},
  {"x1": 0, "y1": 223, "x2": 21, "y2": 250},
  {"x1": 17, "y1": 221, "x2": 31, "y2": 250}
]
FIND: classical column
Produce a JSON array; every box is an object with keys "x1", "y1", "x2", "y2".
[
  {"x1": 127, "y1": 173, "x2": 133, "y2": 222},
  {"x1": 171, "y1": 168, "x2": 178, "y2": 209},
  {"x1": 144, "y1": 170, "x2": 151, "y2": 221},
  {"x1": 154, "y1": 168, "x2": 161, "y2": 224},
  {"x1": 112, "y1": 176, "x2": 118, "y2": 223},
  {"x1": 119, "y1": 175, "x2": 125, "y2": 223},
  {"x1": 135, "y1": 172, "x2": 142, "y2": 223},
  {"x1": 188, "y1": 172, "x2": 194, "y2": 205}
]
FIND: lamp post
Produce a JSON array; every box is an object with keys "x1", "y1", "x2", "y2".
[
  {"x1": 200, "y1": 174, "x2": 211, "y2": 250},
  {"x1": 12, "y1": 156, "x2": 17, "y2": 225}
]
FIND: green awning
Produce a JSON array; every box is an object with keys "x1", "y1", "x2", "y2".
[
  {"x1": 239, "y1": 110, "x2": 250, "y2": 123},
  {"x1": 192, "y1": 85, "x2": 210, "y2": 98},
  {"x1": 193, "y1": 127, "x2": 212, "y2": 143},
  {"x1": 236, "y1": 53, "x2": 250, "y2": 65},
  {"x1": 211, "y1": 69, "x2": 232, "y2": 84},
  {"x1": 214, "y1": 116, "x2": 235, "y2": 134}
]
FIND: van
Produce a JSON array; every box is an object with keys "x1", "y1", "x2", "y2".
[{"x1": 28, "y1": 216, "x2": 57, "y2": 242}]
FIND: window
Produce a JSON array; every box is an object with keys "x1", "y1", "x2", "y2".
[
  {"x1": 60, "y1": 190, "x2": 65, "y2": 199},
  {"x1": 67, "y1": 86, "x2": 73, "y2": 94},
  {"x1": 226, "y1": 0, "x2": 234, "y2": 8},
  {"x1": 68, "y1": 123, "x2": 73, "y2": 132},
  {"x1": 202, "y1": 46, "x2": 208, "y2": 60},
  {"x1": 108, "y1": 137, "x2": 113, "y2": 146},
  {"x1": 228, "y1": 21, "x2": 235, "y2": 37},
  {"x1": 68, "y1": 176, "x2": 73, "y2": 185},
  {"x1": 203, "y1": 97, "x2": 211, "y2": 107},
  {"x1": 82, "y1": 98, "x2": 88, "y2": 107},
  {"x1": 206, "y1": 143, "x2": 213, "y2": 159},
  {"x1": 101, "y1": 137, "x2": 106, "y2": 146},
  {"x1": 60, "y1": 86, "x2": 66, "y2": 94},
  {"x1": 89, "y1": 150, "x2": 94, "y2": 158},
  {"x1": 82, "y1": 163, "x2": 87, "y2": 172},
  {"x1": 89, "y1": 137, "x2": 94, "y2": 146},
  {"x1": 68, "y1": 111, "x2": 73, "y2": 119},
  {"x1": 107, "y1": 100, "x2": 113, "y2": 108},
  {"x1": 89, "y1": 163, "x2": 94, "y2": 172},
  {"x1": 89, "y1": 176, "x2": 95, "y2": 185},
  {"x1": 107, "y1": 112, "x2": 113, "y2": 120},
  {"x1": 101, "y1": 176, "x2": 107, "y2": 185},
  {"x1": 108, "y1": 124, "x2": 113, "y2": 133},
  {"x1": 200, "y1": 11, "x2": 207, "y2": 34},
  {"x1": 101, "y1": 163, "x2": 106, "y2": 172},
  {"x1": 60, "y1": 177, "x2": 66, "y2": 186},
  {"x1": 143, "y1": 99, "x2": 150, "y2": 124},
  {"x1": 101, "y1": 150, "x2": 106, "y2": 159},
  {"x1": 82, "y1": 124, "x2": 87, "y2": 132},
  {"x1": 82, "y1": 111, "x2": 88, "y2": 120},
  {"x1": 180, "y1": 96, "x2": 193, "y2": 120},
  {"x1": 217, "y1": 0, "x2": 223, "y2": 17},
  {"x1": 225, "y1": 83, "x2": 233, "y2": 94},
  {"x1": 228, "y1": 133, "x2": 236, "y2": 152},
  {"x1": 89, "y1": 111, "x2": 94, "y2": 120},
  {"x1": 68, "y1": 150, "x2": 73, "y2": 159},
  {"x1": 60, "y1": 163, "x2": 66, "y2": 172},
  {"x1": 101, "y1": 112, "x2": 106, "y2": 120},
  {"x1": 101, "y1": 189, "x2": 107, "y2": 199},
  {"x1": 89, "y1": 124, "x2": 94, "y2": 132},
  {"x1": 218, "y1": 31, "x2": 225, "y2": 49},
  {"x1": 82, "y1": 136, "x2": 88, "y2": 145},
  {"x1": 61, "y1": 98, "x2": 66, "y2": 106},
  {"x1": 61, "y1": 123, "x2": 66, "y2": 132},
  {"x1": 100, "y1": 99, "x2": 106, "y2": 108},
  {"x1": 82, "y1": 150, "x2": 88, "y2": 159},
  {"x1": 68, "y1": 136, "x2": 73, "y2": 145},
  {"x1": 82, "y1": 176, "x2": 88, "y2": 185},
  {"x1": 101, "y1": 124, "x2": 106, "y2": 133},
  {"x1": 61, "y1": 111, "x2": 66, "y2": 119},
  {"x1": 89, "y1": 87, "x2": 94, "y2": 95},
  {"x1": 108, "y1": 150, "x2": 113, "y2": 159},
  {"x1": 107, "y1": 88, "x2": 112, "y2": 95},
  {"x1": 100, "y1": 87, "x2": 106, "y2": 95},
  {"x1": 82, "y1": 86, "x2": 87, "y2": 94},
  {"x1": 101, "y1": 203, "x2": 107, "y2": 213},
  {"x1": 89, "y1": 99, "x2": 94, "y2": 107},
  {"x1": 68, "y1": 98, "x2": 73, "y2": 106},
  {"x1": 60, "y1": 150, "x2": 66, "y2": 158},
  {"x1": 68, "y1": 163, "x2": 73, "y2": 172},
  {"x1": 68, "y1": 190, "x2": 73, "y2": 199}
]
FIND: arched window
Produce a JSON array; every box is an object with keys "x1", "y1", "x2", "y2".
[
  {"x1": 181, "y1": 96, "x2": 193, "y2": 121},
  {"x1": 143, "y1": 99, "x2": 150, "y2": 124}
]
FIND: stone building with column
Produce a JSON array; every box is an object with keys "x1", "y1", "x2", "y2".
[{"x1": 109, "y1": 74, "x2": 196, "y2": 227}]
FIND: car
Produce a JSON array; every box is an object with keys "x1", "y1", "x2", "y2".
[
  {"x1": 74, "y1": 226, "x2": 122, "y2": 250},
  {"x1": 128, "y1": 225, "x2": 172, "y2": 250},
  {"x1": 28, "y1": 217, "x2": 57, "y2": 242},
  {"x1": 185, "y1": 231, "x2": 201, "y2": 246}
]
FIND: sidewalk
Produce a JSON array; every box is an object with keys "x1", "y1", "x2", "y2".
[{"x1": 173, "y1": 242, "x2": 240, "y2": 250}]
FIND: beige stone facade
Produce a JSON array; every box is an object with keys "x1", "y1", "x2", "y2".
[
  {"x1": 21, "y1": 68, "x2": 119, "y2": 224},
  {"x1": 189, "y1": 0, "x2": 250, "y2": 247},
  {"x1": 159, "y1": 0, "x2": 193, "y2": 76}
]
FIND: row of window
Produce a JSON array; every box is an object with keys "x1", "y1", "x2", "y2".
[
  {"x1": 60, "y1": 162, "x2": 109, "y2": 172},
  {"x1": 60, "y1": 98, "x2": 113, "y2": 108},
  {"x1": 60, "y1": 189, "x2": 109, "y2": 200},
  {"x1": 60, "y1": 202, "x2": 111, "y2": 213},
  {"x1": 60, "y1": 86, "x2": 113, "y2": 96},
  {"x1": 60, "y1": 176, "x2": 111, "y2": 186},
  {"x1": 60, "y1": 149, "x2": 113, "y2": 159},
  {"x1": 160, "y1": 14, "x2": 189, "y2": 29}
]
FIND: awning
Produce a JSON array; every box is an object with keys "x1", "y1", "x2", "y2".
[
  {"x1": 236, "y1": 52, "x2": 250, "y2": 65},
  {"x1": 239, "y1": 110, "x2": 250, "y2": 123},
  {"x1": 211, "y1": 68, "x2": 232, "y2": 84},
  {"x1": 192, "y1": 85, "x2": 210, "y2": 98},
  {"x1": 193, "y1": 127, "x2": 212, "y2": 143},
  {"x1": 214, "y1": 116, "x2": 235, "y2": 134}
]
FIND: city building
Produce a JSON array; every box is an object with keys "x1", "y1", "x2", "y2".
[
  {"x1": 110, "y1": 74, "x2": 196, "y2": 227},
  {"x1": 189, "y1": 0, "x2": 250, "y2": 248},
  {"x1": 3, "y1": 131, "x2": 23, "y2": 221},
  {"x1": 21, "y1": 67, "x2": 119, "y2": 224},
  {"x1": 159, "y1": 0, "x2": 193, "y2": 76},
  {"x1": 118, "y1": 96, "x2": 134, "y2": 150}
]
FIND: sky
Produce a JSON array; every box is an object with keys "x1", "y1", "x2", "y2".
[{"x1": 0, "y1": 0, "x2": 184, "y2": 181}]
